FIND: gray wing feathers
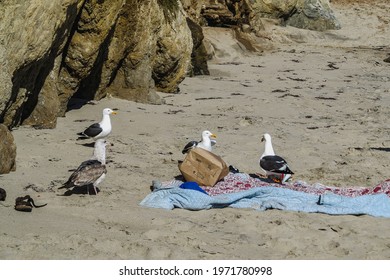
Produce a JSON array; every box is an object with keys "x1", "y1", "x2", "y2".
[
  {"x1": 61, "y1": 160, "x2": 106, "y2": 189},
  {"x1": 182, "y1": 141, "x2": 198, "y2": 154},
  {"x1": 260, "y1": 155, "x2": 294, "y2": 174}
]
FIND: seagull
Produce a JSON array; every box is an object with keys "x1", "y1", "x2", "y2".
[
  {"x1": 77, "y1": 108, "x2": 117, "y2": 140},
  {"x1": 182, "y1": 130, "x2": 217, "y2": 154},
  {"x1": 259, "y1": 133, "x2": 294, "y2": 184},
  {"x1": 59, "y1": 139, "x2": 107, "y2": 195}
]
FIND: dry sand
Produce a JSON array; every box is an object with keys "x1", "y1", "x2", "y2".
[{"x1": 1, "y1": 1, "x2": 389, "y2": 259}]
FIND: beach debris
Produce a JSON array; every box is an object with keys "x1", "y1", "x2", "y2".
[
  {"x1": 195, "y1": 97, "x2": 224, "y2": 101},
  {"x1": 14, "y1": 195, "x2": 47, "y2": 212},
  {"x1": 278, "y1": 93, "x2": 300, "y2": 98},
  {"x1": 315, "y1": 96, "x2": 337, "y2": 100},
  {"x1": 23, "y1": 183, "x2": 53, "y2": 193},
  {"x1": 164, "y1": 109, "x2": 185, "y2": 114},
  {"x1": 287, "y1": 76, "x2": 307, "y2": 82},
  {"x1": 327, "y1": 62, "x2": 339, "y2": 69},
  {"x1": 272, "y1": 89, "x2": 288, "y2": 93}
]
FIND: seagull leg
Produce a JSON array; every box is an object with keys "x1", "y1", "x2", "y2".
[
  {"x1": 93, "y1": 184, "x2": 98, "y2": 195},
  {"x1": 281, "y1": 174, "x2": 292, "y2": 184},
  {"x1": 269, "y1": 175, "x2": 281, "y2": 184}
]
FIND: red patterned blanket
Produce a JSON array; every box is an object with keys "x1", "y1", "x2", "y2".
[{"x1": 201, "y1": 173, "x2": 390, "y2": 197}]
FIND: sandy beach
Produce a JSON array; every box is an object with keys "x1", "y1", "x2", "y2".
[{"x1": 1, "y1": 0, "x2": 390, "y2": 259}]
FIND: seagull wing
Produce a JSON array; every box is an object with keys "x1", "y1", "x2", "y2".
[
  {"x1": 260, "y1": 155, "x2": 294, "y2": 174},
  {"x1": 79, "y1": 123, "x2": 102, "y2": 138},
  {"x1": 182, "y1": 141, "x2": 198, "y2": 154},
  {"x1": 61, "y1": 160, "x2": 107, "y2": 188}
]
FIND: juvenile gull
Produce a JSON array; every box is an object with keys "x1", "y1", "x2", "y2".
[
  {"x1": 259, "y1": 133, "x2": 294, "y2": 184},
  {"x1": 59, "y1": 139, "x2": 107, "y2": 195},
  {"x1": 182, "y1": 130, "x2": 217, "y2": 154},
  {"x1": 77, "y1": 108, "x2": 117, "y2": 140}
]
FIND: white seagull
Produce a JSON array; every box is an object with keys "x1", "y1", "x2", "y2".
[
  {"x1": 59, "y1": 139, "x2": 107, "y2": 195},
  {"x1": 77, "y1": 108, "x2": 117, "y2": 140},
  {"x1": 259, "y1": 133, "x2": 294, "y2": 183},
  {"x1": 182, "y1": 130, "x2": 217, "y2": 154}
]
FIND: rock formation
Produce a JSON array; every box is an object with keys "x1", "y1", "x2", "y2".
[
  {"x1": 200, "y1": 0, "x2": 340, "y2": 31},
  {"x1": 0, "y1": 124, "x2": 16, "y2": 174},
  {"x1": 186, "y1": 18, "x2": 210, "y2": 76},
  {"x1": 0, "y1": 0, "x2": 193, "y2": 130},
  {"x1": 0, "y1": 0, "x2": 83, "y2": 129},
  {"x1": 285, "y1": 0, "x2": 341, "y2": 31}
]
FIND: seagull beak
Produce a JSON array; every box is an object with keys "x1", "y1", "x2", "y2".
[
  {"x1": 211, "y1": 134, "x2": 217, "y2": 138},
  {"x1": 111, "y1": 111, "x2": 117, "y2": 115}
]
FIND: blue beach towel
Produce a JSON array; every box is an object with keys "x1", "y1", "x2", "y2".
[{"x1": 141, "y1": 180, "x2": 390, "y2": 218}]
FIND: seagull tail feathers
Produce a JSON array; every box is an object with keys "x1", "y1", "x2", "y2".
[
  {"x1": 285, "y1": 166, "x2": 294, "y2": 174},
  {"x1": 76, "y1": 133, "x2": 89, "y2": 140},
  {"x1": 59, "y1": 180, "x2": 72, "y2": 189}
]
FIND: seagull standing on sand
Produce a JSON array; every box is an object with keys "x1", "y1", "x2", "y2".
[
  {"x1": 59, "y1": 139, "x2": 107, "y2": 195},
  {"x1": 77, "y1": 108, "x2": 117, "y2": 140},
  {"x1": 182, "y1": 130, "x2": 217, "y2": 154},
  {"x1": 259, "y1": 133, "x2": 294, "y2": 183}
]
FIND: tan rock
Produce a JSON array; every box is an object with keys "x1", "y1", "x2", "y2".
[
  {"x1": 180, "y1": 0, "x2": 206, "y2": 24},
  {"x1": 186, "y1": 17, "x2": 210, "y2": 76},
  {"x1": 251, "y1": 0, "x2": 298, "y2": 18},
  {"x1": 58, "y1": 0, "x2": 193, "y2": 109},
  {"x1": 0, "y1": 124, "x2": 16, "y2": 174},
  {"x1": 0, "y1": 0, "x2": 84, "y2": 127},
  {"x1": 199, "y1": 0, "x2": 339, "y2": 32},
  {"x1": 0, "y1": 0, "x2": 194, "y2": 126},
  {"x1": 286, "y1": 0, "x2": 341, "y2": 31}
]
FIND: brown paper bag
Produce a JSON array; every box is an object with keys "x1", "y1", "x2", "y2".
[{"x1": 178, "y1": 148, "x2": 229, "y2": 187}]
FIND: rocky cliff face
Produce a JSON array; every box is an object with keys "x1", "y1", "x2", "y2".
[
  {"x1": 0, "y1": 0, "x2": 82, "y2": 129},
  {"x1": 0, "y1": 124, "x2": 16, "y2": 174},
  {"x1": 0, "y1": 0, "x2": 193, "y2": 130}
]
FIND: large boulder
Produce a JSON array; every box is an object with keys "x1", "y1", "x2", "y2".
[
  {"x1": 285, "y1": 0, "x2": 341, "y2": 31},
  {"x1": 250, "y1": 0, "x2": 340, "y2": 31},
  {"x1": 0, "y1": 0, "x2": 83, "y2": 128},
  {"x1": 0, "y1": 124, "x2": 16, "y2": 174},
  {"x1": 49, "y1": 0, "x2": 193, "y2": 115},
  {"x1": 0, "y1": 0, "x2": 193, "y2": 128},
  {"x1": 250, "y1": 0, "x2": 298, "y2": 18},
  {"x1": 199, "y1": 0, "x2": 340, "y2": 32}
]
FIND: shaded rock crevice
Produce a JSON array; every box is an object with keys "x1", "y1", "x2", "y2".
[
  {"x1": 22, "y1": 3, "x2": 82, "y2": 128},
  {"x1": 73, "y1": 18, "x2": 119, "y2": 102}
]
